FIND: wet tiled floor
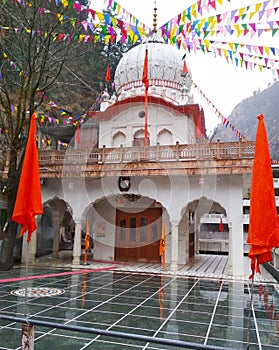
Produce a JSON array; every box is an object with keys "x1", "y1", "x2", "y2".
[{"x1": 0, "y1": 264, "x2": 278, "y2": 349}]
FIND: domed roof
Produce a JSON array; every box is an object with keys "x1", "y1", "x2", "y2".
[{"x1": 114, "y1": 35, "x2": 192, "y2": 100}]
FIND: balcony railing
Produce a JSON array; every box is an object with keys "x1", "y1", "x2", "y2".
[{"x1": 38, "y1": 141, "x2": 255, "y2": 166}]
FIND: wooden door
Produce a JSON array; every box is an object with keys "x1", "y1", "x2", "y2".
[{"x1": 115, "y1": 208, "x2": 162, "y2": 263}]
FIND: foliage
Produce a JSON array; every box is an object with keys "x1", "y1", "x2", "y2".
[{"x1": 0, "y1": 0, "x2": 94, "y2": 269}]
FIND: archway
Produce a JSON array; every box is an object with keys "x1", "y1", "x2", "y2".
[
  {"x1": 37, "y1": 197, "x2": 74, "y2": 258},
  {"x1": 180, "y1": 196, "x2": 227, "y2": 263},
  {"x1": 86, "y1": 194, "x2": 168, "y2": 263}
]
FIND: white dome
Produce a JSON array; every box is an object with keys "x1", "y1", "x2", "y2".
[{"x1": 114, "y1": 35, "x2": 192, "y2": 100}]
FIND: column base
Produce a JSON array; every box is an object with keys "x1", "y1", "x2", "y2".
[
  {"x1": 169, "y1": 262, "x2": 178, "y2": 271},
  {"x1": 72, "y1": 257, "x2": 81, "y2": 265}
]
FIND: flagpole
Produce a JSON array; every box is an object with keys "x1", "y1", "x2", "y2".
[
  {"x1": 144, "y1": 86, "x2": 148, "y2": 146},
  {"x1": 142, "y1": 44, "x2": 149, "y2": 146}
]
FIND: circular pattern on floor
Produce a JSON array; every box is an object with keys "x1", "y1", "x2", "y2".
[{"x1": 11, "y1": 287, "x2": 65, "y2": 298}]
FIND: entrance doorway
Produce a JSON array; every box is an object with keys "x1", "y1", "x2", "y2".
[{"x1": 115, "y1": 207, "x2": 162, "y2": 263}]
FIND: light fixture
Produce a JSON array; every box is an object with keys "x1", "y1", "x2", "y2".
[{"x1": 118, "y1": 176, "x2": 131, "y2": 192}]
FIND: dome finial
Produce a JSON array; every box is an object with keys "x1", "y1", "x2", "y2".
[{"x1": 153, "y1": 1, "x2": 157, "y2": 33}]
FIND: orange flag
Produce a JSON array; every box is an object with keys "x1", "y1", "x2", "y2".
[
  {"x1": 183, "y1": 60, "x2": 188, "y2": 74},
  {"x1": 219, "y1": 217, "x2": 223, "y2": 232},
  {"x1": 75, "y1": 125, "x2": 80, "y2": 144},
  {"x1": 247, "y1": 114, "x2": 279, "y2": 278},
  {"x1": 85, "y1": 220, "x2": 90, "y2": 251},
  {"x1": 142, "y1": 49, "x2": 149, "y2": 89},
  {"x1": 159, "y1": 223, "x2": 166, "y2": 268},
  {"x1": 105, "y1": 64, "x2": 111, "y2": 82},
  {"x1": 12, "y1": 113, "x2": 43, "y2": 243}
]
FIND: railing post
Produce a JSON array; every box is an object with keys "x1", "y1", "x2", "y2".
[
  {"x1": 238, "y1": 139, "x2": 243, "y2": 158},
  {"x1": 100, "y1": 145, "x2": 106, "y2": 163},
  {"x1": 175, "y1": 141, "x2": 179, "y2": 161},
  {"x1": 119, "y1": 144, "x2": 123, "y2": 162},
  {"x1": 21, "y1": 323, "x2": 34, "y2": 350},
  {"x1": 216, "y1": 139, "x2": 221, "y2": 159},
  {"x1": 156, "y1": 142, "x2": 160, "y2": 161}
]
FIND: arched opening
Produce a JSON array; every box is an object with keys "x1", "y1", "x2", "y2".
[
  {"x1": 157, "y1": 128, "x2": 172, "y2": 145},
  {"x1": 133, "y1": 129, "x2": 150, "y2": 146},
  {"x1": 112, "y1": 131, "x2": 126, "y2": 147},
  {"x1": 88, "y1": 194, "x2": 166, "y2": 263},
  {"x1": 37, "y1": 197, "x2": 74, "y2": 258},
  {"x1": 180, "y1": 196, "x2": 227, "y2": 263}
]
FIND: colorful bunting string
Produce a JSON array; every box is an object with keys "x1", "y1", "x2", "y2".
[{"x1": 192, "y1": 82, "x2": 248, "y2": 141}]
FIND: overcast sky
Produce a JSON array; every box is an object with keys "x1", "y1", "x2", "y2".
[{"x1": 91, "y1": 0, "x2": 277, "y2": 134}]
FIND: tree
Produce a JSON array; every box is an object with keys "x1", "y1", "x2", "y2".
[{"x1": 0, "y1": 0, "x2": 94, "y2": 270}]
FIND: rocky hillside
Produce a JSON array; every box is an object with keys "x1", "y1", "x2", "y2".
[{"x1": 212, "y1": 80, "x2": 279, "y2": 160}]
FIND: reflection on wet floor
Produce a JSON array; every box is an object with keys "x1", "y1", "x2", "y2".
[{"x1": 0, "y1": 264, "x2": 278, "y2": 350}]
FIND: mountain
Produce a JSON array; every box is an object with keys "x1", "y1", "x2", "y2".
[{"x1": 212, "y1": 80, "x2": 279, "y2": 160}]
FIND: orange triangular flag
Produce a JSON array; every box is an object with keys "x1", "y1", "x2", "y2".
[
  {"x1": 142, "y1": 49, "x2": 149, "y2": 89},
  {"x1": 159, "y1": 223, "x2": 166, "y2": 268},
  {"x1": 247, "y1": 114, "x2": 279, "y2": 278},
  {"x1": 12, "y1": 113, "x2": 43, "y2": 243},
  {"x1": 219, "y1": 217, "x2": 223, "y2": 232},
  {"x1": 105, "y1": 64, "x2": 111, "y2": 82},
  {"x1": 183, "y1": 60, "x2": 188, "y2": 74},
  {"x1": 75, "y1": 125, "x2": 80, "y2": 144},
  {"x1": 85, "y1": 220, "x2": 90, "y2": 251}
]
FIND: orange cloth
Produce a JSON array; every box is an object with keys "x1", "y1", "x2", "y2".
[
  {"x1": 85, "y1": 220, "x2": 90, "y2": 251},
  {"x1": 12, "y1": 113, "x2": 43, "y2": 242},
  {"x1": 142, "y1": 49, "x2": 149, "y2": 89},
  {"x1": 105, "y1": 64, "x2": 111, "y2": 82},
  {"x1": 159, "y1": 223, "x2": 166, "y2": 257},
  {"x1": 247, "y1": 114, "x2": 279, "y2": 278},
  {"x1": 219, "y1": 217, "x2": 223, "y2": 232},
  {"x1": 183, "y1": 60, "x2": 188, "y2": 74}
]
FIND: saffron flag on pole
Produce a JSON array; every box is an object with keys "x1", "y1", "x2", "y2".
[
  {"x1": 85, "y1": 220, "x2": 90, "y2": 251},
  {"x1": 181, "y1": 60, "x2": 188, "y2": 77},
  {"x1": 105, "y1": 63, "x2": 111, "y2": 82},
  {"x1": 219, "y1": 217, "x2": 223, "y2": 232},
  {"x1": 84, "y1": 219, "x2": 90, "y2": 264},
  {"x1": 159, "y1": 223, "x2": 166, "y2": 268},
  {"x1": 12, "y1": 113, "x2": 43, "y2": 243},
  {"x1": 142, "y1": 49, "x2": 149, "y2": 89},
  {"x1": 246, "y1": 114, "x2": 279, "y2": 278},
  {"x1": 75, "y1": 125, "x2": 80, "y2": 144}
]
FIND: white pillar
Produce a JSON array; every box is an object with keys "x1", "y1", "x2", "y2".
[
  {"x1": 52, "y1": 210, "x2": 60, "y2": 259},
  {"x1": 21, "y1": 230, "x2": 37, "y2": 265},
  {"x1": 228, "y1": 175, "x2": 244, "y2": 277},
  {"x1": 170, "y1": 220, "x2": 179, "y2": 271},
  {"x1": 228, "y1": 222, "x2": 233, "y2": 276},
  {"x1": 72, "y1": 219, "x2": 82, "y2": 265}
]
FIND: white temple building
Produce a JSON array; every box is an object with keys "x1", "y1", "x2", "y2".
[{"x1": 23, "y1": 20, "x2": 279, "y2": 279}]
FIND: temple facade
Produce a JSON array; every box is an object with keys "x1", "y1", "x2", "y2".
[{"x1": 21, "y1": 31, "x2": 263, "y2": 278}]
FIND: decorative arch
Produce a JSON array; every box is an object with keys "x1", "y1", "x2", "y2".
[
  {"x1": 157, "y1": 128, "x2": 172, "y2": 145},
  {"x1": 112, "y1": 131, "x2": 126, "y2": 147},
  {"x1": 133, "y1": 128, "x2": 149, "y2": 146}
]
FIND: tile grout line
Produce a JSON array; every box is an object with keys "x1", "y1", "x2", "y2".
[
  {"x1": 79, "y1": 274, "x2": 159, "y2": 349},
  {"x1": 141, "y1": 277, "x2": 201, "y2": 350},
  {"x1": 203, "y1": 279, "x2": 224, "y2": 346}
]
